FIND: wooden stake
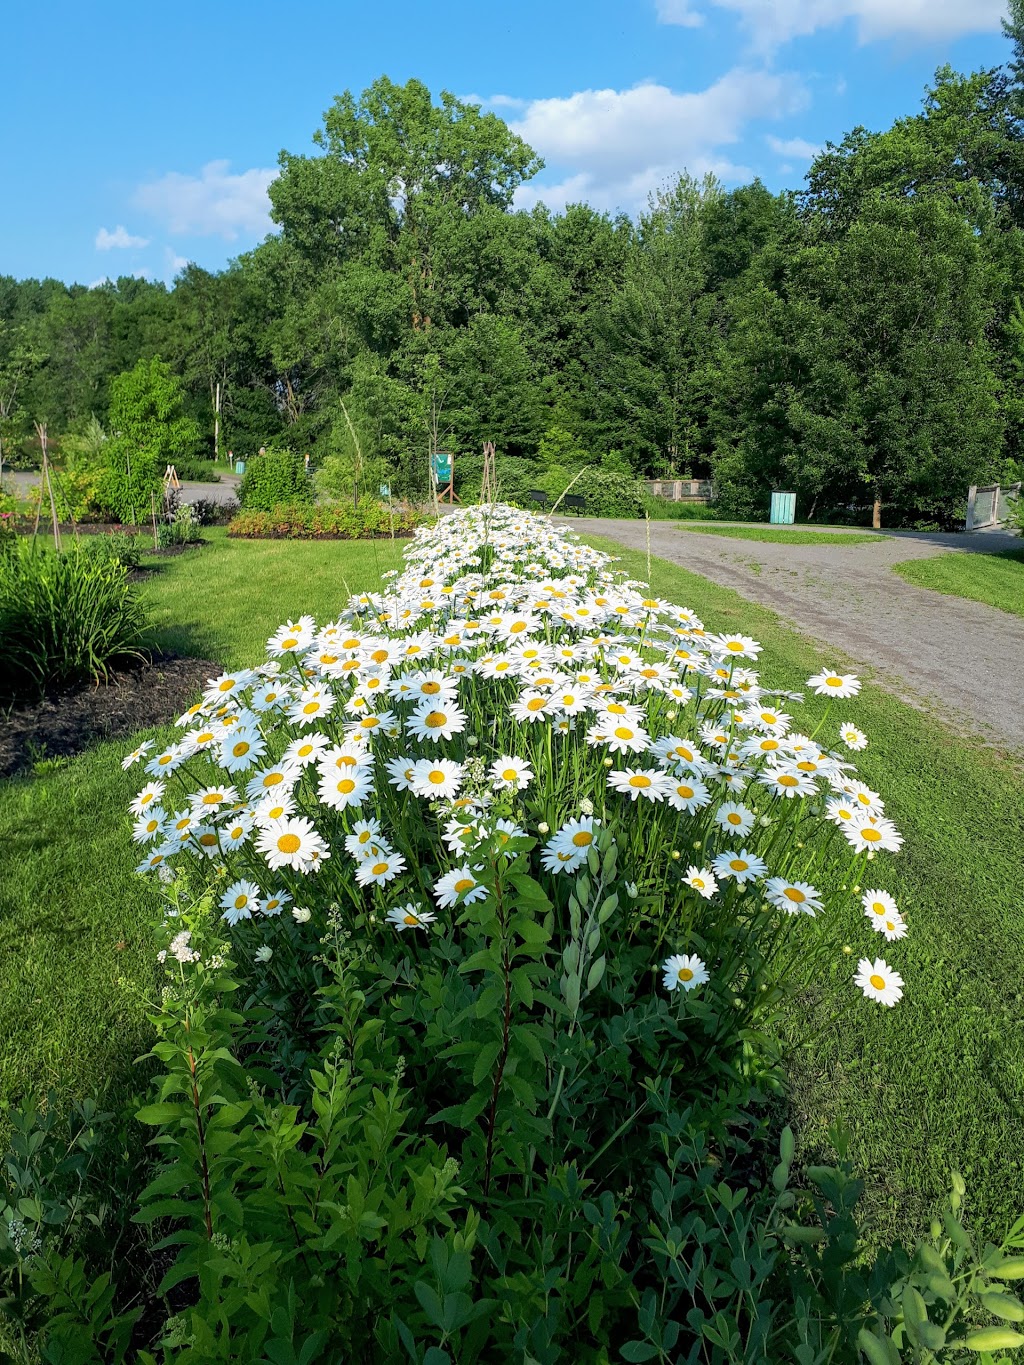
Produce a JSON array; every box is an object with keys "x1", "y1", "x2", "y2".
[{"x1": 151, "y1": 491, "x2": 159, "y2": 551}]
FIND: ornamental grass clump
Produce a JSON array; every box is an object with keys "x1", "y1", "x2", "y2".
[{"x1": 0, "y1": 539, "x2": 148, "y2": 700}]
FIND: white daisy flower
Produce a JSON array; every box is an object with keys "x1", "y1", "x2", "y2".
[
  {"x1": 217, "y1": 728, "x2": 266, "y2": 773},
  {"x1": 256, "y1": 889, "x2": 289, "y2": 918},
  {"x1": 434, "y1": 865, "x2": 488, "y2": 908},
  {"x1": 759, "y1": 767, "x2": 817, "y2": 800},
  {"x1": 132, "y1": 808, "x2": 167, "y2": 844},
  {"x1": 709, "y1": 633, "x2": 762, "y2": 660},
  {"x1": 220, "y1": 879, "x2": 261, "y2": 925},
  {"x1": 387, "y1": 903, "x2": 437, "y2": 932},
  {"x1": 855, "y1": 957, "x2": 904, "y2": 1006},
  {"x1": 288, "y1": 685, "x2": 336, "y2": 726},
  {"x1": 344, "y1": 819, "x2": 385, "y2": 859},
  {"x1": 318, "y1": 766, "x2": 374, "y2": 811},
  {"x1": 219, "y1": 812, "x2": 254, "y2": 850},
  {"x1": 683, "y1": 866, "x2": 718, "y2": 899},
  {"x1": 607, "y1": 768, "x2": 672, "y2": 802},
  {"x1": 189, "y1": 784, "x2": 239, "y2": 817},
  {"x1": 861, "y1": 888, "x2": 899, "y2": 925},
  {"x1": 121, "y1": 741, "x2": 153, "y2": 770},
  {"x1": 251, "y1": 793, "x2": 296, "y2": 827},
  {"x1": 844, "y1": 817, "x2": 904, "y2": 854},
  {"x1": 661, "y1": 953, "x2": 709, "y2": 992},
  {"x1": 715, "y1": 802, "x2": 755, "y2": 837},
  {"x1": 255, "y1": 816, "x2": 329, "y2": 872},
  {"x1": 807, "y1": 668, "x2": 861, "y2": 699},
  {"x1": 839, "y1": 723, "x2": 868, "y2": 751},
  {"x1": 283, "y1": 732, "x2": 332, "y2": 768},
  {"x1": 267, "y1": 618, "x2": 315, "y2": 657},
  {"x1": 408, "y1": 759, "x2": 464, "y2": 800},
  {"x1": 765, "y1": 878, "x2": 822, "y2": 916},
  {"x1": 144, "y1": 744, "x2": 186, "y2": 778},
  {"x1": 355, "y1": 852, "x2": 407, "y2": 887},
  {"x1": 489, "y1": 756, "x2": 534, "y2": 791},
  {"x1": 129, "y1": 782, "x2": 165, "y2": 817},
  {"x1": 711, "y1": 849, "x2": 767, "y2": 884},
  {"x1": 245, "y1": 763, "x2": 301, "y2": 803},
  {"x1": 406, "y1": 699, "x2": 467, "y2": 742},
  {"x1": 665, "y1": 776, "x2": 713, "y2": 813}
]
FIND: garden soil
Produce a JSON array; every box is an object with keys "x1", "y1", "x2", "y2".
[
  {"x1": 562, "y1": 518, "x2": 1024, "y2": 753},
  {"x1": 0, "y1": 656, "x2": 222, "y2": 778}
]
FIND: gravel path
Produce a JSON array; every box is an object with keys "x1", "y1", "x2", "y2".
[{"x1": 563, "y1": 518, "x2": 1024, "y2": 751}]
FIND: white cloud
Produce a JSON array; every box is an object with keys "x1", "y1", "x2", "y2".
[
  {"x1": 656, "y1": 0, "x2": 705, "y2": 27},
  {"x1": 660, "y1": 0, "x2": 1005, "y2": 49},
  {"x1": 164, "y1": 247, "x2": 190, "y2": 278},
  {"x1": 507, "y1": 71, "x2": 806, "y2": 213},
  {"x1": 766, "y1": 134, "x2": 820, "y2": 159},
  {"x1": 134, "y1": 160, "x2": 277, "y2": 240},
  {"x1": 95, "y1": 224, "x2": 149, "y2": 250}
]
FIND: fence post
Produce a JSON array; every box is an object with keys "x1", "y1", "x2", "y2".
[{"x1": 966, "y1": 485, "x2": 977, "y2": 532}]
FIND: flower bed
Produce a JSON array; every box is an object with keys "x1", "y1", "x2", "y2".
[
  {"x1": 21, "y1": 506, "x2": 1024, "y2": 1359},
  {"x1": 228, "y1": 498, "x2": 425, "y2": 540}
]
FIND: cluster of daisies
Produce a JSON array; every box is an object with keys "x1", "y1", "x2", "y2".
[{"x1": 126, "y1": 505, "x2": 906, "y2": 1007}]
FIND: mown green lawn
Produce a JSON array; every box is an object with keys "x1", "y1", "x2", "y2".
[
  {"x1": 1, "y1": 527, "x2": 1021, "y2": 1249},
  {"x1": 676, "y1": 524, "x2": 884, "y2": 545},
  {"x1": 892, "y1": 547, "x2": 1024, "y2": 619}
]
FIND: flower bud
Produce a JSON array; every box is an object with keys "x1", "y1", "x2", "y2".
[
  {"x1": 538, "y1": 822, "x2": 550, "y2": 835},
  {"x1": 292, "y1": 906, "x2": 311, "y2": 924}
]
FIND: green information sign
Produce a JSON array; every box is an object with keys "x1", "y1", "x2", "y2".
[{"x1": 431, "y1": 451, "x2": 452, "y2": 484}]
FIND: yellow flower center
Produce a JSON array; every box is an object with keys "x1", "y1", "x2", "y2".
[
  {"x1": 158, "y1": 754, "x2": 173, "y2": 766},
  {"x1": 337, "y1": 779, "x2": 356, "y2": 794},
  {"x1": 629, "y1": 775, "x2": 652, "y2": 788},
  {"x1": 869, "y1": 973, "x2": 886, "y2": 991},
  {"x1": 422, "y1": 681, "x2": 441, "y2": 694},
  {"x1": 861, "y1": 828, "x2": 881, "y2": 842},
  {"x1": 677, "y1": 786, "x2": 694, "y2": 800},
  {"x1": 303, "y1": 701, "x2": 320, "y2": 715},
  {"x1": 198, "y1": 833, "x2": 217, "y2": 847},
  {"x1": 403, "y1": 913, "x2": 420, "y2": 925},
  {"x1": 826, "y1": 676, "x2": 842, "y2": 687},
  {"x1": 502, "y1": 768, "x2": 518, "y2": 781},
  {"x1": 730, "y1": 860, "x2": 748, "y2": 872},
  {"x1": 453, "y1": 878, "x2": 475, "y2": 893},
  {"x1": 679, "y1": 967, "x2": 694, "y2": 981},
  {"x1": 428, "y1": 770, "x2": 446, "y2": 785},
  {"x1": 726, "y1": 641, "x2": 744, "y2": 652},
  {"x1": 572, "y1": 831, "x2": 593, "y2": 847},
  {"x1": 425, "y1": 710, "x2": 447, "y2": 728},
  {"x1": 727, "y1": 813, "x2": 741, "y2": 824},
  {"x1": 362, "y1": 716, "x2": 380, "y2": 728},
  {"x1": 219, "y1": 679, "x2": 235, "y2": 691},
  {"x1": 527, "y1": 698, "x2": 546, "y2": 711},
  {"x1": 232, "y1": 742, "x2": 250, "y2": 757},
  {"x1": 778, "y1": 775, "x2": 799, "y2": 787},
  {"x1": 372, "y1": 862, "x2": 388, "y2": 876},
  {"x1": 277, "y1": 834, "x2": 301, "y2": 854},
  {"x1": 282, "y1": 638, "x2": 298, "y2": 650},
  {"x1": 614, "y1": 726, "x2": 634, "y2": 739},
  {"x1": 783, "y1": 887, "x2": 806, "y2": 903},
  {"x1": 234, "y1": 895, "x2": 248, "y2": 909}
]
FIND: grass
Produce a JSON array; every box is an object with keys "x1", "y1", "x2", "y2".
[
  {"x1": 675, "y1": 524, "x2": 884, "y2": 545},
  {"x1": 585, "y1": 533, "x2": 1024, "y2": 1245},
  {"x1": 139, "y1": 527, "x2": 407, "y2": 666},
  {"x1": 892, "y1": 547, "x2": 1024, "y2": 619},
  {"x1": 1, "y1": 527, "x2": 1022, "y2": 1249}
]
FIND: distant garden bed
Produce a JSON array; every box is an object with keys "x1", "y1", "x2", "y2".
[{"x1": 228, "y1": 500, "x2": 425, "y2": 540}]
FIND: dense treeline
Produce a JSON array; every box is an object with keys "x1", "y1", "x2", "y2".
[{"x1": 5, "y1": 11, "x2": 1024, "y2": 526}]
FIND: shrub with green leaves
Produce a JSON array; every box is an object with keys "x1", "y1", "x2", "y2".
[
  {"x1": 238, "y1": 448, "x2": 314, "y2": 512},
  {"x1": 228, "y1": 498, "x2": 424, "y2": 539},
  {"x1": 0, "y1": 540, "x2": 148, "y2": 700}
]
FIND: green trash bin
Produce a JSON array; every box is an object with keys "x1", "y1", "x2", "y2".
[
  {"x1": 769, "y1": 490, "x2": 796, "y2": 525},
  {"x1": 235, "y1": 460, "x2": 246, "y2": 475}
]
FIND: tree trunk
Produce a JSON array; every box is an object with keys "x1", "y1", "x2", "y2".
[{"x1": 872, "y1": 496, "x2": 882, "y2": 529}]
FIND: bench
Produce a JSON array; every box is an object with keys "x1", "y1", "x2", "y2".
[
  {"x1": 526, "y1": 489, "x2": 550, "y2": 510},
  {"x1": 561, "y1": 494, "x2": 586, "y2": 516}
]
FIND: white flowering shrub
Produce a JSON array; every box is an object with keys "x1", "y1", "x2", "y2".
[{"x1": 127, "y1": 504, "x2": 906, "y2": 1016}]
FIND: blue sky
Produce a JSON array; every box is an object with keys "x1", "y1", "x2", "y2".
[{"x1": 2, "y1": 0, "x2": 1009, "y2": 287}]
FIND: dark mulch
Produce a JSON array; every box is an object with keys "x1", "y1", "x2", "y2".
[{"x1": 0, "y1": 656, "x2": 222, "y2": 779}]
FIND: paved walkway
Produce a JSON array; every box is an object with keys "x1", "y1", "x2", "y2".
[{"x1": 562, "y1": 518, "x2": 1024, "y2": 751}]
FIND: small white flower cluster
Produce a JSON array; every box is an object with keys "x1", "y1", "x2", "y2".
[
  {"x1": 127, "y1": 506, "x2": 906, "y2": 1007},
  {"x1": 157, "y1": 929, "x2": 201, "y2": 966}
]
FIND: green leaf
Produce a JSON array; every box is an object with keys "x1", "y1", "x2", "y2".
[
  {"x1": 135, "y1": 1102, "x2": 186, "y2": 1126},
  {"x1": 621, "y1": 1343, "x2": 660, "y2": 1362},
  {"x1": 586, "y1": 956, "x2": 606, "y2": 992},
  {"x1": 990, "y1": 1257, "x2": 1024, "y2": 1280},
  {"x1": 472, "y1": 1042, "x2": 502, "y2": 1088}
]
